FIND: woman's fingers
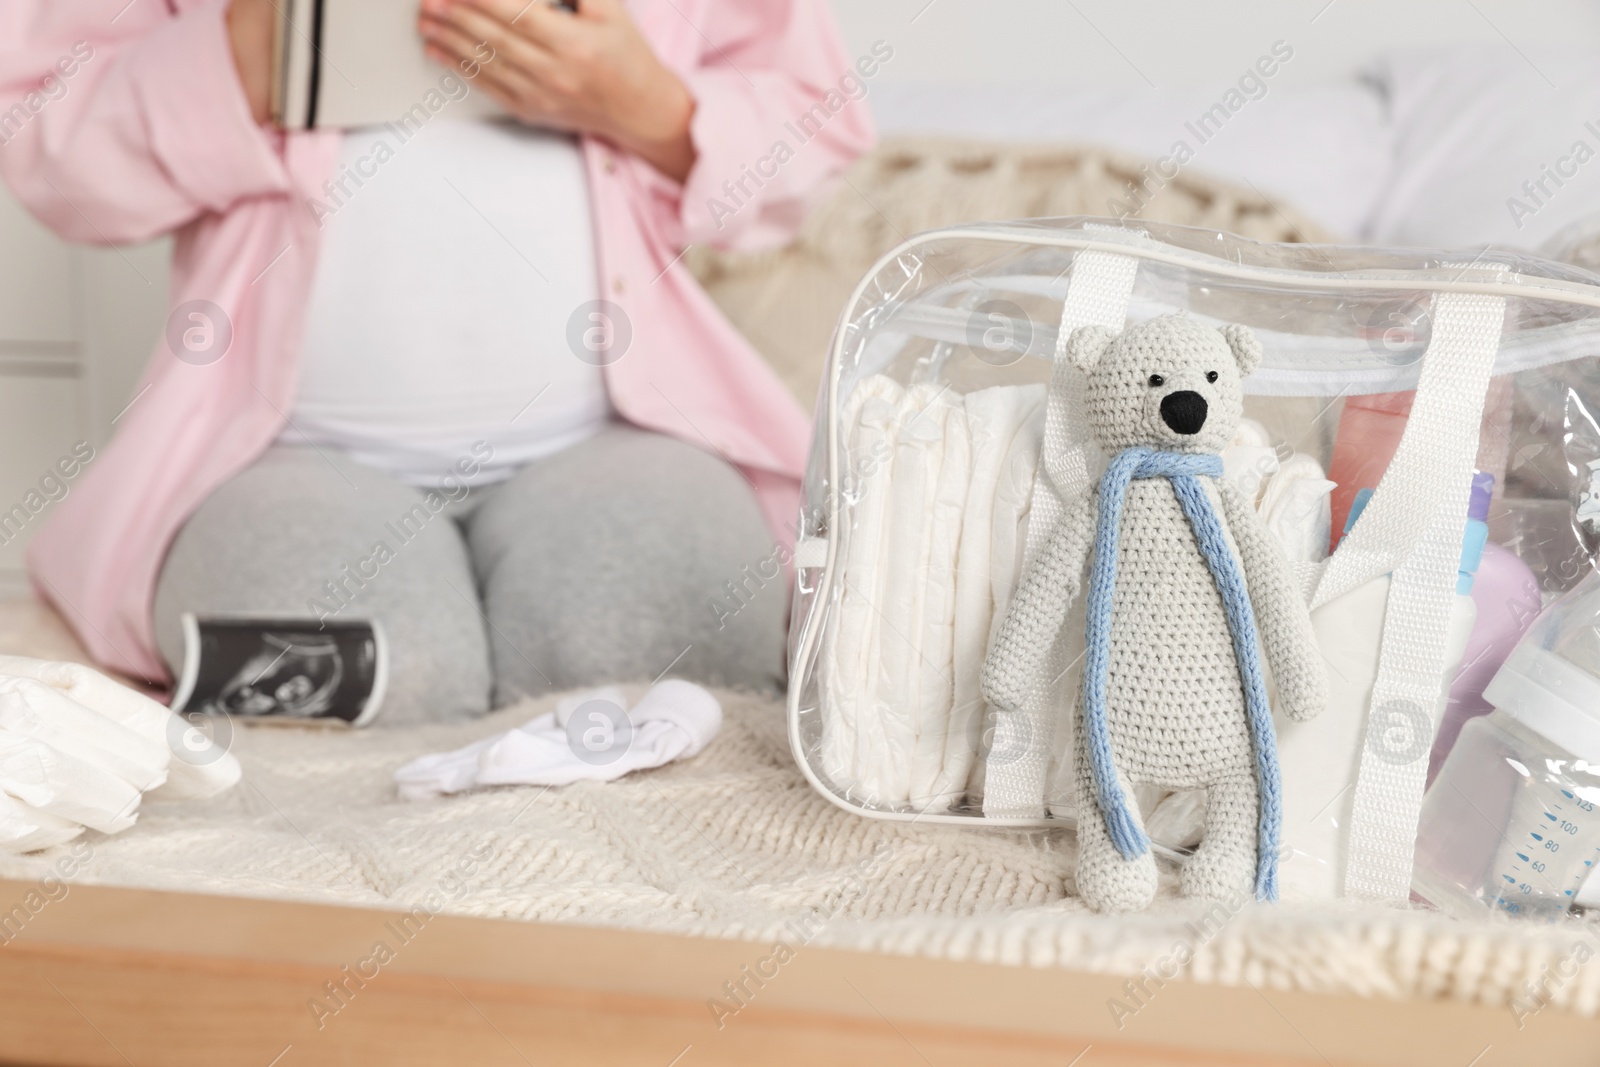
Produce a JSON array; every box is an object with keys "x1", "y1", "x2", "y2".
[
  {"x1": 421, "y1": 18, "x2": 551, "y2": 114},
  {"x1": 462, "y1": 0, "x2": 585, "y2": 50},
  {"x1": 462, "y1": 71, "x2": 561, "y2": 130},
  {"x1": 419, "y1": 15, "x2": 495, "y2": 71},
  {"x1": 427, "y1": 2, "x2": 562, "y2": 85},
  {"x1": 570, "y1": 0, "x2": 626, "y2": 20},
  {"x1": 420, "y1": 0, "x2": 691, "y2": 178}
]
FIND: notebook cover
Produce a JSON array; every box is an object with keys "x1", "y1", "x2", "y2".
[{"x1": 272, "y1": 0, "x2": 499, "y2": 130}]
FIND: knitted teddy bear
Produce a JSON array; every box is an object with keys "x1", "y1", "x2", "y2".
[{"x1": 982, "y1": 313, "x2": 1326, "y2": 913}]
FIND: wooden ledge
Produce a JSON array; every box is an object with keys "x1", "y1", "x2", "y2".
[{"x1": 0, "y1": 879, "x2": 1584, "y2": 1067}]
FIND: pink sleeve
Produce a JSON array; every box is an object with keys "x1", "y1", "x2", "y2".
[
  {"x1": 0, "y1": 0, "x2": 289, "y2": 245},
  {"x1": 638, "y1": 0, "x2": 878, "y2": 254}
]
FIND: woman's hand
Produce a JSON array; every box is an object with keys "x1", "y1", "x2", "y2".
[
  {"x1": 227, "y1": 0, "x2": 275, "y2": 125},
  {"x1": 419, "y1": 0, "x2": 697, "y2": 182}
]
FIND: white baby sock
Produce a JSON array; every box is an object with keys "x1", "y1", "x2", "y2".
[{"x1": 394, "y1": 681, "x2": 722, "y2": 801}]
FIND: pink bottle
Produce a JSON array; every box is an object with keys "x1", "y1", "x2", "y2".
[{"x1": 1326, "y1": 390, "x2": 1414, "y2": 555}]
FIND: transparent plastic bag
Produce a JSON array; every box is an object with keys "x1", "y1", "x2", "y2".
[{"x1": 785, "y1": 218, "x2": 1600, "y2": 902}]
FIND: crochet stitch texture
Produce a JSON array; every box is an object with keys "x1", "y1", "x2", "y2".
[{"x1": 982, "y1": 313, "x2": 1326, "y2": 913}]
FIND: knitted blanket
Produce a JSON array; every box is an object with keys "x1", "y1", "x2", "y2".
[{"x1": 0, "y1": 680, "x2": 1595, "y2": 1021}]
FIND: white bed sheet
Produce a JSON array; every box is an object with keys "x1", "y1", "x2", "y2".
[
  {"x1": 1364, "y1": 49, "x2": 1600, "y2": 252},
  {"x1": 867, "y1": 81, "x2": 1394, "y2": 240},
  {"x1": 869, "y1": 55, "x2": 1600, "y2": 255}
]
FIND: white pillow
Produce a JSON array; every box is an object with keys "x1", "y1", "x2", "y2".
[
  {"x1": 867, "y1": 82, "x2": 1393, "y2": 240},
  {"x1": 1365, "y1": 49, "x2": 1600, "y2": 250}
]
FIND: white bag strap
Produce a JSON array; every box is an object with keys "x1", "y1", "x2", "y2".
[
  {"x1": 982, "y1": 232, "x2": 1140, "y2": 818},
  {"x1": 1307, "y1": 280, "x2": 1505, "y2": 610},
  {"x1": 1036, "y1": 247, "x2": 1144, "y2": 509},
  {"x1": 1340, "y1": 271, "x2": 1507, "y2": 899}
]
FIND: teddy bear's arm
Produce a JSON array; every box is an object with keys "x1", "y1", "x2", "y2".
[
  {"x1": 981, "y1": 496, "x2": 1094, "y2": 714},
  {"x1": 1215, "y1": 480, "x2": 1327, "y2": 723}
]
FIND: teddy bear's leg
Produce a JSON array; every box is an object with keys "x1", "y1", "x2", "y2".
[
  {"x1": 1072, "y1": 745, "x2": 1158, "y2": 912},
  {"x1": 1180, "y1": 772, "x2": 1259, "y2": 901}
]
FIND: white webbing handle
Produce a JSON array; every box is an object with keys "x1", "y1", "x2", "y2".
[
  {"x1": 1340, "y1": 273, "x2": 1507, "y2": 899},
  {"x1": 982, "y1": 236, "x2": 1140, "y2": 818}
]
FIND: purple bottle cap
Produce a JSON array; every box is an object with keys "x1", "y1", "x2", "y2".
[{"x1": 1468, "y1": 470, "x2": 1494, "y2": 522}]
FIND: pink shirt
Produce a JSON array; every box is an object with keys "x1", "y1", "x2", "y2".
[{"x1": 0, "y1": 0, "x2": 873, "y2": 682}]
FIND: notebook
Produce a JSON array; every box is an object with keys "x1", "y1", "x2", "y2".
[{"x1": 271, "y1": 0, "x2": 510, "y2": 129}]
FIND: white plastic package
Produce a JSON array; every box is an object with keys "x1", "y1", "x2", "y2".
[
  {"x1": 0, "y1": 655, "x2": 241, "y2": 802},
  {"x1": 0, "y1": 656, "x2": 243, "y2": 852}
]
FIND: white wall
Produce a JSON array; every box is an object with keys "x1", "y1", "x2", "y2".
[
  {"x1": 832, "y1": 0, "x2": 1600, "y2": 88},
  {"x1": 0, "y1": 191, "x2": 168, "y2": 594}
]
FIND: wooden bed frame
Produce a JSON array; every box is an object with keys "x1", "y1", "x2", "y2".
[{"x1": 0, "y1": 879, "x2": 1587, "y2": 1067}]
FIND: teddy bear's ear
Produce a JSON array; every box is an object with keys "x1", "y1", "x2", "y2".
[
  {"x1": 1065, "y1": 325, "x2": 1117, "y2": 372},
  {"x1": 1218, "y1": 323, "x2": 1263, "y2": 377}
]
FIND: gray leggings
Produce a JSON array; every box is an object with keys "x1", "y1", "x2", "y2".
[{"x1": 153, "y1": 426, "x2": 787, "y2": 724}]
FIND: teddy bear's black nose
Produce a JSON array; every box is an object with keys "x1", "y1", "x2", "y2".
[{"x1": 1159, "y1": 390, "x2": 1208, "y2": 435}]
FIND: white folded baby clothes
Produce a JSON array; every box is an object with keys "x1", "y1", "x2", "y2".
[
  {"x1": 0, "y1": 656, "x2": 243, "y2": 853},
  {"x1": 394, "y1": 680, "x2": 723, "y2": 801}
]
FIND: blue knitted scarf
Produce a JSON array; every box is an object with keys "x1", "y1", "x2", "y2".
[{"x1": 1081, "y1": 446, "x2": 1283, "y2": 901}]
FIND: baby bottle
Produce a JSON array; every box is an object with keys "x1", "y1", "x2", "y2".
[
  {"x1": 1426, "y1": 473, "x2": 1543, "y2": 787},
  {"x1": 1413, "y1": 570, "x2": 1600, "y2": 920}
]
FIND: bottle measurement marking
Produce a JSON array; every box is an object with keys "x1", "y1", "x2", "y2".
[
  {"x1": 1484, "y1": 790, "x2": 1600, "y2": 915},
  {"x1": 1492, "y1": 791, "x2": 1598, "y2": 914}
]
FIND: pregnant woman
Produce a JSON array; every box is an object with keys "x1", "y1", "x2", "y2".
[{"x1": 1, "y1": 0, "x2": 872, "y2": 721}]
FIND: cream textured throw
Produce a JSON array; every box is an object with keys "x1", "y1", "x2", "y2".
[{"x1": 0, "y1": 684, "x2": 1594, "y2": 1019}]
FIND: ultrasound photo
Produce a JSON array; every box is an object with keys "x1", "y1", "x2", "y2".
[{"x1": 170, "y1": 614, "x2": 388, "y2": 726}]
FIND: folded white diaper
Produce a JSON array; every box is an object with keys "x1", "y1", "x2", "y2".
[
  {"x1": 0, "y1": 656, "x2": 244, "y2": 853},
  {"x1": 821, "y1": 375, "x2": 902, "y2": 800},
  {"x1": 820, "y1": 376, "x2": 1050, "y2": 814},
  {"x1": 938, "y1": 385, "x2": 1046, "y2": 809},
  {"x1": 393, "y1": 680, "x2": 723, "y2": 801}
]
